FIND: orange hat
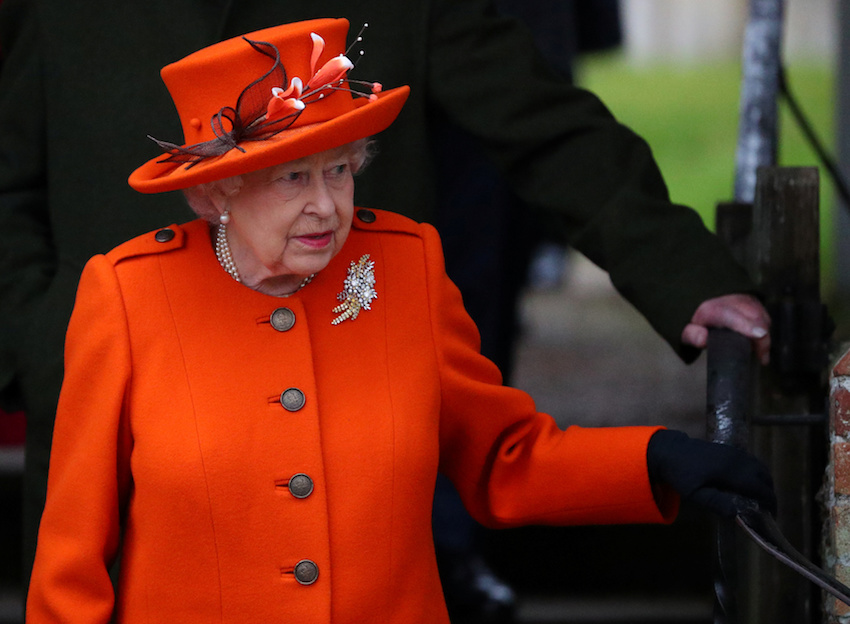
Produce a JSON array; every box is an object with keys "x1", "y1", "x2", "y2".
[{"x1": 129, "y1": 18, "x2": 409, "y2": 193}]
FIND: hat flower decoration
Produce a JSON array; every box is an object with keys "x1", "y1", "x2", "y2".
[
  {"x1": 266, "y1": 32, "x2": 383, "y2": 122},
  {"x1": 129, "y1": 18, "x2": 409, "y2": 193}
]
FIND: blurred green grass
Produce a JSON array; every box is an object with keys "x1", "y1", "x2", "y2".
[{"x1": 578, "y1": 53, "x2": 836, "y2": 291}]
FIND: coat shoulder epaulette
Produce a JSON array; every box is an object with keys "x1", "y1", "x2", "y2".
[
  {"x1": 350, "y1": 208, "x2": 422, "y2": 237},
  {"x1": 105, "y1": 224, "x2": 187, "y2": 265}
]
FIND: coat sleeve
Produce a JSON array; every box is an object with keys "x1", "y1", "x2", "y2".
[
  {"x1": 426, "y1": 0, "x2": 754, "y2": 361},
  {"x1": 0, "y1": 0, "x2": 55, "y2": 402},
  {"x1": 26, "y1": 255, "x2": 133, "y2": 624},
  {"x1": 420, "y1": 223, "x2": 678, "y2": 528}
]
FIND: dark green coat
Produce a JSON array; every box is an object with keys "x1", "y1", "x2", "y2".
[{"x1": 0, "y1": 0, "x2": 752, "y2": 577}]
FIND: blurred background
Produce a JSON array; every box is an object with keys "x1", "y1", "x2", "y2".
[{"x1": 586, "y1": 0, "x2": 835, "y2": 285}]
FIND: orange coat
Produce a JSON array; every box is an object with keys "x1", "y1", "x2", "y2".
[{"x1": 28, "y1": 210, "x2": 676, "y2": 623}]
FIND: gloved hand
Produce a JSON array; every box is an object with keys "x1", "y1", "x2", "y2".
[{"x1": 646, "y1": 429, "x2": 777, "y2": 518}]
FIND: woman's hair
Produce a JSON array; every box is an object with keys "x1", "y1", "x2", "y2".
[{"x1": 183, "y1": 138, "x2": 376, "y2": 223}]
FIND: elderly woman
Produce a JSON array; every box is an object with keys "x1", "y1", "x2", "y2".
[{"x1": 26, "y1": 18, "x2": 774, "y2": 624}]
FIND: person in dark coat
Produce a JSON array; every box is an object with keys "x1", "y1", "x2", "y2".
[
  {"x1": 429, "y1": 4, "x2": 624, "y2": 615},
  {"x1": 0, "y1": 0, "x2": 769, "y2": 608}
]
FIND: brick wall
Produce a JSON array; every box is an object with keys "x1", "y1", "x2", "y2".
[{"x1": 825, "y1": 348, "x2": 850, "y2": 622}]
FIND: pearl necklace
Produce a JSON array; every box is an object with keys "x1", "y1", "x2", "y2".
[
  {"x1": 215, "y1": 223, "x2": 241, "y2": 283},
  {"x1": 214, "y1": 224, "x2": 316, "y2": 295}
]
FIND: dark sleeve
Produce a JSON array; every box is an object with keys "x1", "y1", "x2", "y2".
[
  {"x1": 426, "y1": 0, "x2": 755, "y2": 360},
  {"x1": 0, "y1": 0, "x2": 53, "y2": 402}
]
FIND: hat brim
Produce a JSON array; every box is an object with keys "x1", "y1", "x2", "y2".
[{"x1": 129, "y1": 86, "x2": 409, "y2": 194}]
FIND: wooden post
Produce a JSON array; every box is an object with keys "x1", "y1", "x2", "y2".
[
  {"x1": 745, "y1": 166, "x2": 825, "y2": 623},
  {"x1": 751, "y1": 167, "x2": 820, "y2": 305},
  {"x1": 713, "y1": 167, "x2": 827, "y2": 623},
  {"x1": 715, "y1": 202, "x2": 753, "y2": 268}
]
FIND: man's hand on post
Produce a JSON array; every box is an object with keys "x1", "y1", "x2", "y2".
[{"x1": 681, "y1": 294, "x2": 771, "y2": 365}]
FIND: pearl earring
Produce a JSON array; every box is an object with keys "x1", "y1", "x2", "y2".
[{"x1": 219, "y1": 211, "x2": 231, "y2": 225}]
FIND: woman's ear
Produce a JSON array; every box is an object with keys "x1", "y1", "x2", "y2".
[
  {"x1": 217, "y1": 175, "x2": 244, "y2": 198},
  {"x1": 206, "y1": 175, "x2": 244, "y2": 214}
]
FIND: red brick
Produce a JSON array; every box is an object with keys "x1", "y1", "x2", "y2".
[
  {"x1": 836, "y1": 442, "x2": 850, "y2": 496},
  {"x1": 833, "y1": 349, "x2": 850, "y2": 377},
  {"x1": 832, "y1": 507, "x2": 850, "y2": 562},
  {"x1": 833, "y1": 385, "x2": 850, "y2": 439}
]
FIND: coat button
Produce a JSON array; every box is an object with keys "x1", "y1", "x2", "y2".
[
  {"x1": 294, "y1": 559, "x2": 319, "y2": 585},
  {"x1": 154, "y1": 228, "x2": 175, "y2": 242},
  {"x1": 356, "y1": 208, "x2": 376, "y2": 223},
  {"x1": 270, "y1": 307, "x2": 296, "y2": 332},
  {"x1": 280, "y1": 388, "x2": 305, "y2": 412},
  {"x1": 288, "y1": 473, "x2": 314, "y2": 498}
]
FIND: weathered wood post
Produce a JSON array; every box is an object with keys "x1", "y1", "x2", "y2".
[
  {"x1": 745, "y1": 166, "x2": 828, "y2": 623},
  {"x1": 714, "y1": 167, "x2": 828, "y2": 623}
]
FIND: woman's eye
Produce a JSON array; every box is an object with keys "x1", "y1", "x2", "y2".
[
  {"x1": 284, "y1": 171, "x2": 302, "y2": 182},
  {"x1": 327, "y1": 164, "x2": 347, "y2": 177}
]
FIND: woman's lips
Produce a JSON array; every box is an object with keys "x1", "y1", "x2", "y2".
[{"x1": 294, "y1": 230, "x2": 333, "y2": 248}]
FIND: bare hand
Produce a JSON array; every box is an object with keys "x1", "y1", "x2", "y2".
[{"x1": 681, "y1": 294, "x2": 771, "y2": 364}]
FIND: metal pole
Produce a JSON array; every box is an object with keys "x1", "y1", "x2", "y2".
[
  {"x1": 706, "y1": 330, "x2": 753, "y2": 451},
  {"x1": 713, "y1": 4, "x2": 784, "y2": 620},
  {"x1": 706, "y1": 329, "x2": 753, "y2": 624},
  {"x1": 733, "y1": 0, "x2": 784, "y2": 204}
]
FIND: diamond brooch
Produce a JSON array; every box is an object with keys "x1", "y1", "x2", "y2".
[{"x1": 332, "y1": 254, "x2": 377, "y2": 325}]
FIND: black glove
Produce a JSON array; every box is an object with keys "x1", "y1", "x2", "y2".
[{"x1": 646, "y1": 429, "x2": 777, "y2": 518}]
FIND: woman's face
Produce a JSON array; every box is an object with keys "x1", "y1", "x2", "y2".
[{"x1": 219, "y1": 146, "x2": 357, "y2": 291}]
